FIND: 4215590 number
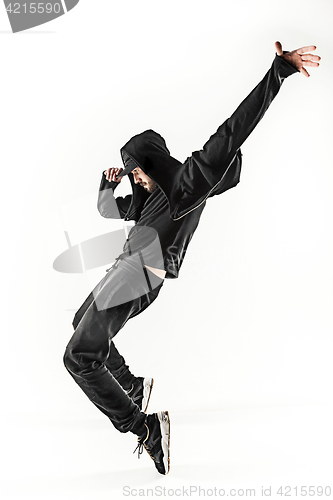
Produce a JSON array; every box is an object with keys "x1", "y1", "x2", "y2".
[
  {"x1": 6, "y1": 3, "x2": 61, "y2": 14},
  {"x1": 276, "y1": 486, "x2": 331, "y2": 496}
]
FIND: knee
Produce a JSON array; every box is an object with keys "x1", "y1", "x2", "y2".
[
  {"x1": 63, "y1": 342, "x2": 104, "y2": 376},
  {"x1": 63, "y1": 344, "x2": 79, "y2": 374}
]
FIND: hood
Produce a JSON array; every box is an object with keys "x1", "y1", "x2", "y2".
[{"x1": 119, "y1": 129, "x2": 241, "y2": 222}]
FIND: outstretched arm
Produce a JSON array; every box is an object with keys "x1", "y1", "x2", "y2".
[
  {"x1": 183, "y1": 42, "x2": 320, "y2": 202},
  {"x1": 169, "y1": 41, "x2": 321, "y2": 218},
  {"x1": 206, "y1": 42, "x2": 321, "y2": 168}
]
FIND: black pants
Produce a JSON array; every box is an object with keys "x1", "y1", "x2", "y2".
[{"x1": 63, "y1": 256, "x2": 164, "y2": 434}]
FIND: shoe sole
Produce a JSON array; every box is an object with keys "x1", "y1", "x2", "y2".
[
  {"x1": 157, "y1": 410, "x2": 170, "y2": 475},
  {"x1": 142, "y1": 377, "x2": 154, "y2": 413}
]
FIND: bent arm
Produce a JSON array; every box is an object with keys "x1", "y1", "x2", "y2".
[{"x1": 97, "y1": 172, "x2": 132, "y2": 219}]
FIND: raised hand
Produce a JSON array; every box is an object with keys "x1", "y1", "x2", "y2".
[
  {"x1": 275, "y1": 41, "x2": 321, "y2": 78},
  {"x1": 104, "y1": 167, "x2": 123, "y2": 182}
]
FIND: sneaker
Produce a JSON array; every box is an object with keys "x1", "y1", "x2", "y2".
[
  {"x1": 126, "y1": 377, "x2": 154, "y2": 413},
  {"x1": 134, "y1": 411, "x2": 170, "y2": 475}
]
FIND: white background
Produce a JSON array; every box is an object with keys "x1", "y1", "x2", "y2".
[{"x1": 1, "y1": 0, "x2": 332, "y2": 498}]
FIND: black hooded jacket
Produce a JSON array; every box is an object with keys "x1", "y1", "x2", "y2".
[{"x1": 98, "y1": 54, "x2": 298, "y2": 279}]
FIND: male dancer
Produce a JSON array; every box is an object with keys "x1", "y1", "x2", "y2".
[{"x1": 64, "y1": 42, "x2": 320, "y2": 475}]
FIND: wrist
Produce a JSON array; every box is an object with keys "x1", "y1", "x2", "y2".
[{"x1": 275, "y1": 52, "x2": 300, "y2": 77}]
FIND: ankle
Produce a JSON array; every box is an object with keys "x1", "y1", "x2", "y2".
[{"x1": 130, "y1": 414, "x2": 147, "y2": 437}]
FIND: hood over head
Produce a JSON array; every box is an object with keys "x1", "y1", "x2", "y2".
[
  {"x1": 117, "y1": 130, "x2": 184, "y2": 221},
  {"x1": 118, "y1": 128, "x2": 241, "y2": 222}
]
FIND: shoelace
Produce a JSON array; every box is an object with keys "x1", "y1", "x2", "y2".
[
  {"x1": 133, "y1": 423, "x2": 154, "y2": 460},
  {"x1": 133, "y1": 440, "x2": 144, "y2": 458}
]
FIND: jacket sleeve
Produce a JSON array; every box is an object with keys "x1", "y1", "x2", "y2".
[
  {"x1": 183, "y1": 54, "x2": 299, "y2": 195},
  {"x1": 97, "y1": 171, "x2": 132, "y2": 219}
]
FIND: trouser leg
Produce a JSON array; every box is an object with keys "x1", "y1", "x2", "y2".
[
  {"x1": 64, "y1": 298, "x2": 145, "y2": 434},
  {"x1": 71, "y1": 272, "x2": 136, "y2": 391},
  {"x1": 106, "y1": 341, "x2": 135, "y2": 391},
  {"x1": 64, "y1": 265, "x2": 163, "y2": 435}
]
